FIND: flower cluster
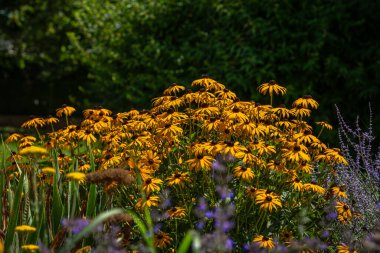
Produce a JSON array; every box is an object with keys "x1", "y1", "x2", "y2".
[{"x1": 2, "y1": 77, "x2": 354, "y2": 251}]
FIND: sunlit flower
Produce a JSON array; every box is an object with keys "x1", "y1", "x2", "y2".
[
  {"x1": 44, "y1": 116, "x2": 59, "y2": 125},
  {"x1": 21, "y1": 117, "x2": 45, "y2": 128},
  {"x1": 257, "y1": 80, "x2": 286, "y2": 96},
  {"x1": 19, "y1": 146, "x2": 48, "y2": 155},
  {"x1": 163, "y1": 83, "x2": 186, "y2": 95},
  {"x1": 303, "y1": 182, "x2": 325, "y2": 194},
  {"x1": 136, "y1": 195, "x2": 160, "y2": 209},
  {"x1": 290, "y1": 176, "x2": 304, "y2": 191},
  {"x1": 332, "y1": 186, "x2": 348, "y2": 199},
  {"x1": 337, "y1": 243, "x2": 357, "y2": 253},
  {"x1": 21, "y1": 244, "x2": 39, "y2": 252},
  {"x1": 142, "y1": 178, "x2": 163, "y2": 194},
  {"x1": 336, "y1": 201, "x2": 352, "y2": 219},
  {"x1": 166, "y1": 207, "x2": 186, "y2": 218},
  {"x1": 282, "y1": 143, "x2": 310, "y2": 163},
  {"x1": 252, "y1": 235, "x2": 275, "y2": 249},
  {"x1": 166, "y1": 172, "x2": 191, "y2": 187},
  {"x1": 78, "y1": 129, "x2": 97, "y2": 144},
  {"x1": 66, "y1": 172, "x2": 86, "y2": 183},
  {"x1": 187, "y1": 154, "x2": 214, "y2": 171},
  {"x1": 139, "y1": 150, "x2": 161, "y2": 171},
  {"x1": 56, "y1": 104, "x2": 76, "y2": 117},
  {"x1": 233, "y1": 165, "x2": 254, "y2": 181},
  {"x1": 41, "y1": 167, "x2": 56, "y2": 174},
  {"x1": 245, "y1": 186, "x2": 257, "y2": 199},
  {"x1": 255, "y1": 191, "x2": 282, "y2": 212},
  {"x1": 293, "y1": 95, "x2": 319, "y2": 109},
  {"x1": 15, "y1": 225, "x2": 37, "y2": 232},
  {"x1": 316, "y1": 121, "x2": 333, "y2": 130},
  {"x1": 5, "y1": 133, "x2": 23, "y2": 143}
]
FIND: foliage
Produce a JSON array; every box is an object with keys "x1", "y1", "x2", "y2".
[
  {"x1": 0, "y1": 77, "x2": 361, "y2": 252},
  {"x1": 1, "y1": 1, "x2": 380, "y2": 143}
]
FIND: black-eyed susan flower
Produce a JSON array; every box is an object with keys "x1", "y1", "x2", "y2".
[
  {"x1": 225, "y1": 107, "x2": 249, "y2": 122},
  {"x1": 222, "y1": 141, "x2": 247, "y2": 157},
  {"x1": 77, "y1": 129, "x2": 97, "y2": 144},
  {"x1": 245, "y1": 186, "x2": 257, "y2": 199},
  {"x1": 255, "y1": 191, "x2": 282, "y2": 212},
  {"x1": 293, "y1": 95, "x2": 319, "y2": 109},
  {"x1": 337, "y1": 243, "x2": 357, "y2": 253},
  {"x1": 290, "y1": 176, "x2": 304, "y2": 192},
  {"x1": 15, "y1": 225, "x2": 37, "y2": 232},
  {"x1": 41, "y1": 167, "x2": 56, "y2": 175},
  {"x1": 142, "y1": 178, "x2": 163, "y2": 194},
  {"x1": 316, "y1": 121, "x2": 333, "y2": 130},
  {"x1": 271, "y1": 104, "x2": 293, "y2": 119},
  {"x1": 293, "y1": 129, "x2": 320, "y2": 145},
  {"x1": 186, "y1": 154, "x2": 214, "y2": 171},
  {"x1": 215, "y1": 88, "x2": 237, "y2": 100},
  {"x1": 282, "y1": 143, "x2": 310, "y2": 163},
  {"x1": 136, "y1": 195, "x2": 160, "y2": 209},
  {"x1": 332, "y1": 186, "x2": 348, "y2": 199},
  {"x1": 19, "y1": 146, "x2": 48, "y2": 155},
  {"x1": 166, "y1": 172, "x2": 191, "y2": 187},
  {"x1": 154, "y1": 231, "x2": 173, "y2": 249},
  {"x1": 56, "y1": 104, "x2": 76, "y2": 117},
  {"x1": 252, "y1": 235, "x2": 275, "y2": 249},
  {"x1": 21, "y1": 117, "x2": 45, "y2": 128},
  {"x1": 291, "y1": 105, "x2": 311, "y2": 118},
  {"x1": 257, "y1": 80, "x2": 286, "y2": 96},
  {"x1": 336, "y1": 201, "x2": 352, "y2": 219},
  {"x1": 44, "y1": 116, "x2": 59, "y2": 125},
  {"x1": 303, "y1": 182, "x2": 325, "y2": 194},
  {"x1": 166, "y1": 207, "x2": 186, "y2": 219},
  {"x1": 233, "y1": 165, "x2": 254, "y2": 181},
  {"x1": 139, "y1": 150, "x2": 161, "y2": 171},
  {"x1": 5, "y1": 133, "x2": 23, "y2": 143},
  {"x1": 191, "y1": 76, "x2": 219, "y2": 90},
  {"x1": 66, "y1": 172, "x2": 86, "y2": 183},
  {"x1": 21, "y1": 244, "x2": 39, "y2": 252},
  {"x1": 163, "y1": 83, "x2": 186, "y2": 95}
]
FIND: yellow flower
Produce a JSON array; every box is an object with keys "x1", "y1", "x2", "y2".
[
  {"x1": 41, "y1": 167, "x2": 56, "y2": 174},
  {"x1": 255, "y1": 191, "x2": 282, "y2": 212},
  {"x1": 336, "y1": 201, "x2": 352, "y2": 219},
  {"x1": 282, "y1": 143, "x2": 310, "y2": 163},
  {"x1": 316, "y1": 121, "x2": 333, "y2": 130},
  {"x1": 136, "y1": 195, "x2": 160, "y2": 209},
  {"x1": 78, "y1": 129, "x2": 97, "y2": 144},
  {"x1": 139, "y1": 150, "x2": 161, "y2": 171},
  {"x1": 293, "y1": 129, "x2": 320, "y2": 145},
  {"x1": 142, "y1": 178, "x2": 163, "y2": 194},
  {"x1": 19, "y1": 146, "x2": 48, "y2": 155},
  {"x1": 44, "y1": 116, "x2": 59, "y2": 125},
  {"x1": 5, "y1": 133, "x2": 23, "y2": 143},
  {"x1": 233, "y1": 165, "x2": 254, "y2": 181},
  {"x1": 166, "y1": 207, "x2": 186, "y2": 218},
  {"x1": 332, "y1": 186, "x2": 348, "y2": 199},
  {"x1": 56, "y1": 104, "x2": 76, "y2": 117},
  {"x1": 166, "y1": 172, "x2": 191, "y2": 187},
  {"x1": 337, "y1": 243, "x2": 357, "y2": 253},
  {"x1": 303, "y1": 182, "x2": 325, "y2": 194},
  {"x1": 186, "y1": 154, "x2": 214, "y2": 171},
  {"x1": 290, "y1": 176, "x2": 304, "y2": 191},
  {"x1": 66, "y1": 172, "x2": 86, "y2": 183},
  {"x1": 154, "y1": 231, "x2": 173, "y2": 249},
  {"x1": 15, "y1": 225, "x2": 37, "y2": 232},
  {"x1": 21, "y1": 244, "x2": 39, "y2": 251},
  {"x1": 252, "y1": 235, "x2": 275, "y2": 249},
  {"x1": 292, "y1": 95, "x2": 319, "y2": 109},
  {"x1": 163, "y1": 83, "x2": 186, "y2": 95},
  {"x1": 21, "y1": 117, "x2": 45, "y2": 128},
  {"x1": 257, "y1": 80, "x2": 286, "y2": 96}
]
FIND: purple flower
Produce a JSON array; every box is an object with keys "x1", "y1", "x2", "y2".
[{"x1": 61, "y1": 218, "x2": 89, "y2": 234}]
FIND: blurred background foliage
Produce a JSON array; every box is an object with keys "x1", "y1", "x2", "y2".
[{"x1": 1, "y1": 0, "x2": 379, "y2": 143}]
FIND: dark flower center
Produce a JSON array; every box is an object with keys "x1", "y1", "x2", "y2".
[
  {"x1": 266, "y1": 196, "x2": 273, "y2": 201},
  {"x1": 145, "y1": 178, "x2": 152, "y2": 184},
  {"x1": 223, "y1": 88, "x2": 229, "y2": 92},
  {"x1": 197, "y1": 154, "x2": 204, "y2": 159},
  {"x1": 269, "y1": 80, "x2": 276, "y2": 85},
  {"x1": 174, "y1": 173, "x2": 181, "y2": 178},
  {"x1": 241, "y1": 166, "x2": 247, "y2": 171},
  {"x1": 148, "y1": 159, "x2": 154, "y2": 165},
  {"x1": 303, "y1": 95, "x2": 312, "y2": 99},
  {"x1": 293, "y1": 145, "x2": 301, "y2": 152},
  {"x1": 232, "y1": 107, "x2": 239, "y2": 113}
]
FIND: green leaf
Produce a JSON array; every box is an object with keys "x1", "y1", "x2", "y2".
[{"x1": 4, "y1": 173, "x2": 24, "y2": 251}]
